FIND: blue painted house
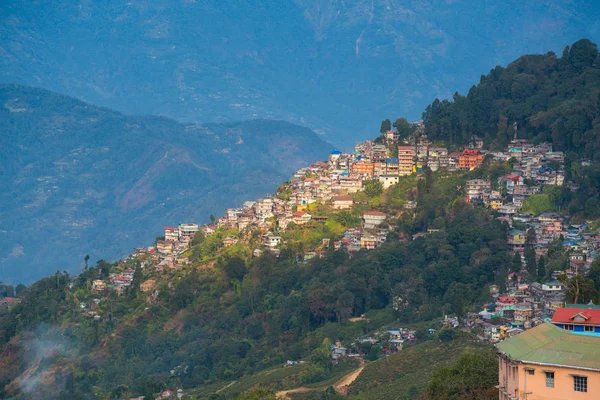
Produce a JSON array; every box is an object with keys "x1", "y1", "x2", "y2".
[{"x1": 551, "y1": 307, "x2": 600, "y2": 335}]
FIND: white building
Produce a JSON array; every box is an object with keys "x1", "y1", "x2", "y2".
[
  {"x1": 362, "y1": 211, "x2": 386, "y2": 229},
  {"x1": 466, "y1": 179, "x2": 491, "y2": 201},
  {"x1": 379, "y1": 174, "x2": 400, "y2": 189},
  {"x1": 178, "y1": 223, "x2": 199, "y2": 241}
]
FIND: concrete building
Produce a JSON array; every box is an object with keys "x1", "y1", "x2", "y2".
[
  {"x1": 459, "y1": 149, "x2": 484, "y2": 170},
  {"x1": 164, "y1": 226, "x2": 179, "y2": 242},
  {"x1": 331, "y1": 196, "x2": 354, "y2": 210},
  {"x1": 466, "y1": 179, "x2": 491, "y2": 201},
  {"x1": 156, "y1": 240, "x2": 175, "y2": 255},
  {"x1": 398, "y1": 146, "x2": 416, "y2": 176},
  {"x1": 379, "y1": 174, "x2": 400, "y2": 189},
  {"x1": 362, "y1": 210, "x2": 386, "y2": 229},
  {"x1": 352, "y1": 161, "x2": 375, "y2": 176},
  {"x1": 497, "y1": 322, "x2": 600, "y2": 400},
  {"x1": 178, "y1": 223, "x2": 199, "y2": 240}
]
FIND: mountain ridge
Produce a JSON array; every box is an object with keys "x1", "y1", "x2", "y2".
[
  {"x1": 2, "y1": 1, "x2": 600, "y2": 146},
  {"x1": 0, "y1": 83, "x2": 331, "y2": 283}
]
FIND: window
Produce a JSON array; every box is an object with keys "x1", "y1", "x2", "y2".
[
  {"x1": 526, "y1": 368, "x2": 535, "y2": 376},
  {"x1": 584, "y1": 325, "x2": 594, "y2": 332},
  {"x1": 564, "y1": 324, "x2": 574, "y2": 331},
  {"x1": 574, "y1": 376, "x2": 587, "y2": 392},
  {"x1": 545, "y1": 371, "x2": 554, "y2": 388}
]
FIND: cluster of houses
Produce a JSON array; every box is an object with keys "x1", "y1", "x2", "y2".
[
  {"x1": 85, "y1": 223, "x2": 201, "y2": 305},
  {"x1": 329, "y1": 326, "x2": 420, "y2": 362},
  {"x1": 465, "y1": 139, "x2": 566, "y2": 212},
  {"x1": 505, "y1": 216, "x2": 598, "y2": 275},
  {"x1": 458, "y1": 140, "x2": 599, "y2": 347},
  {"x1": 466, "y1": 280, "x2": 567, "y2": 343},
  {"x1": 193, "y1": 133, "x2": 493, "y2": 257},
  {"x1": 465, "y1": 215, "x2": 599, "y2": 344},
  {"x1": 199, "y1": 144, "x2": 410, "y2": 255},
  {"x1": 82, "y1": 131, "x2": 596, "y2": 343}
]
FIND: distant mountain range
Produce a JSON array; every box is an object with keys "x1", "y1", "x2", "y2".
[
  {"x1": 0, "y1": 84, "x2": 331, "y2": 283},
  {"x1": 2, "y1": 1, "x2": 600, "y2": 147}
]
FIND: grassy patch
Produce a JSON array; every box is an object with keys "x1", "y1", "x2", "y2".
[
  {"x1": 347, "y1": 334, "x2": 492, "y2": 400},
  {"x1": 191, "y1": 364, "x2": 307, "y2": 398}
]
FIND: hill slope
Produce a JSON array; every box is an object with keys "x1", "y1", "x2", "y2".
[
  {"x1": 422, "y1": 39, "x2": 600, "y2": 158},
  {"x1": 0, "y1": 84, "x2": 331, "y2": 283},
  {"x1": 2, "y1": 1, "x2": 599, "y2": 145}
]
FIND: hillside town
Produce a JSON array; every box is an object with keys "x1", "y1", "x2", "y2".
[
  {"x1": 61, "y1": 124, "x2": 600, "y2": 400},
  {"x1": 3, "y1": 121, "x2": 599, "y2": 400},
  {"x1": 76, "y1": 125, "x2": 600, "y2": 342}
]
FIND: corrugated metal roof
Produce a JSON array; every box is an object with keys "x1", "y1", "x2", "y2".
[{"x1": 496, "y1": 322, "x2": 600, "y2": 371}]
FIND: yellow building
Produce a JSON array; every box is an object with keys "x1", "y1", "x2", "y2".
[
  {"x1": 496, "y1": 322, "x2": 600, "y2": 399},
  {"x1": 485, "y1": 198, "x2": 504, "y2": 210}
]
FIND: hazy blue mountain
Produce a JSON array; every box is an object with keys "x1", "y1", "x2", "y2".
[
  {"x1": 0, "y1": 84, "x2": 331, "y2": 283},
  {"x1": 1, "y1": 1, "x2": 599, "y2": 147}
]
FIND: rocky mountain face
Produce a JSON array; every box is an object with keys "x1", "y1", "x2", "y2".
[
  {"x1": 2, "y1": 1, "x2": 599, "y2": 147},
  {"x1": 0, "y1": 84, "x2": 331, "y2": 283}
]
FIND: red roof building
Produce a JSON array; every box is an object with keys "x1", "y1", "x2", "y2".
[
  {"x1": 552, "y1": 307, "x2": 600, "y2": 334},
  {"x1": 552, "y1": 308, "x2": 600, "y2": 326}
]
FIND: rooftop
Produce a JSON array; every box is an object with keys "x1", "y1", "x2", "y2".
[
  {"x1": 496, "y1": 322, "x2": 600, "y2": 371},
  {"x1": 552, "y1": 308, "x2": 600, "y2": 325}
]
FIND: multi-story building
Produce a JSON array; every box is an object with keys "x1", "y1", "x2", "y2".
[
  {"x1": 497, "y1": 322, "x2": 600, "y2": 400},
  {"x1": 254, "y1": 198, "x2": 275, "y2": 218},
  {"x1": 331, "y1": 196, "x2": 354, "y2": 210},
  {"x1": 385, "y1": 158, "x2": 400, "y2": 175},
  {"x1": 164, "y1": 226, "x2": 179, "y2": 242},
  {"x1": 466, "y1": 179, "x2": 491, "y2": 201},
  {"x1": 362, "y1": 210, "x2": 387, "y2": 229},
  {"x1": 398, "y1": 146, "x2": 416, "y2": 176},
  {"x1": 459, "y1": 149, "x2": 485, "y2": 170},
  {"x1": 352, "y1": 161, "x2": 375, "y2": 176},
  {"x1": 384, "y1": 130, "x2": 399, "y2": 142},
  {"x1": 552, "y1": 307, "x2": 600, "y2": 334},
  {"x1": 379, "y1": 174, "x2": 400, "y2": 189},
  {"x1": 338, "y1": 177, "x2": 363, "y2": 193},
  {"x1": 178, "y1": 223, "x2": 199, "y2": 241},
  {"x1": 360, "y1": 234, "x2": 379, "y2": 250},
  {"x1": 156, "y1": 240, "x2": 175, "y2": 255}
]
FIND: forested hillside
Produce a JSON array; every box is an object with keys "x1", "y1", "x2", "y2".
[
  {"x1": 4, "y1": 39, "x2": 600, "y2": 399},
  {"x1": 0, "y1": 169, "x2": 508, "y2": 399},
  {"x1": 423, "y1": 39, "x2": 600, "y2": 159},
  {"x1": 0, "y1": 84, "x2": 331, "y2": 283}
]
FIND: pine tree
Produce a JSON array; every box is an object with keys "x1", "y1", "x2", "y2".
[
  {"x1": 537, "y1": 256, "x2": 547, "y2": 283},
  {"x1": 525, "y1": 228, "x2": 537, "y2": 279},
  {"x1": 511, "y1": 252, "x2": 522, "y2": 274},
  {"x1": 380, "y1": 118, "x2": 391, "y2": 134}
]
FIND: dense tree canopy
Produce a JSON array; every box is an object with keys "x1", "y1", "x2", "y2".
[{"x1": 422, "y1": 39, "x2": 600, "y2": 159}]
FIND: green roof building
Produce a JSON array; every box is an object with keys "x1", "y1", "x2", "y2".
[
  {"x1": 496, "y1": 323, "x2": 600, "y2": 399},
  {"x1": 497, "y1": 322, "x2": 600, "y2": 371}
]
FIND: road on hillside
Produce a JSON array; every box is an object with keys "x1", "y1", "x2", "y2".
[{"x1": 276, "y1": 365, "x2": 365, "y2": 399}]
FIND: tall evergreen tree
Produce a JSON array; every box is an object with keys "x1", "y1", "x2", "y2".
[
  {"x1": 380, "y1": 118, "x2": 391, "y2": 133},
  {"x1": 537, "y1": 256, "x2": 547, "y2": 283},
  {"x1": 511, "y1": 252, "x2": 522, "y2": 274},
  {"x1": 525, "y1": 229, "x2": 537, "y2": 279}
]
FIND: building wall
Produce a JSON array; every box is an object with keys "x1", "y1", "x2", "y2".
[
  {"x1": 552, "y1": 323, "x2": 600, "y2": 333},
  {"x1": 499, "y1": 357, "x2": 600, "y2": 399},
  {"x1": 499, "y1": 356, "x2": 520, "y2": 400}
]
